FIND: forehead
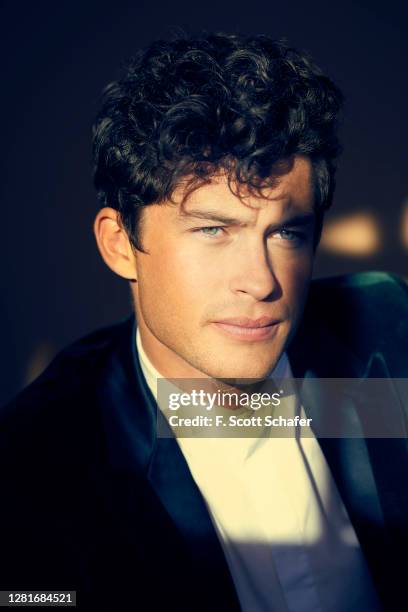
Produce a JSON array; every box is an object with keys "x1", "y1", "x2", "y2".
[{"x1": 173, "y1": 156, "x2": 314, "y2": 218}]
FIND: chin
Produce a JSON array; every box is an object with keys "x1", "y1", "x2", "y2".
[
  {"x1": 200, "y1": 325, "x2": 289, "y2": 379},
  {"x1": 202, "y1": 356, "x2": 280, "y2": 383}
]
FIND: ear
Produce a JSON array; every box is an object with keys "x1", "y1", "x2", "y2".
[{"x1": 93, "y1": 207, "x2": 137, "y2": 281}]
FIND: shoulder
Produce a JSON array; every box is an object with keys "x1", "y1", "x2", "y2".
[
  {"x1": 310, "y1": 270, "x2": 407, "y2": 297},
  {"x1": 307, "y1": 271, "x2": 407, "y2": 321},
  {"x1": 0, "y1": 316, "x2": 135, "y2": 453},
  {"x1": 303, "y1": 271, "x2": 408, "y2": 374}
]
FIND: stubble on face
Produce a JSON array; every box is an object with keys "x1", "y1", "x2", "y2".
[{"x1": 131, "y1": 156, "x2": 316, "y2": 382}]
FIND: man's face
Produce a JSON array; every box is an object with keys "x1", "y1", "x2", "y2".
[{"x1": 132, "y1": 156, "x2": 316, "y2": 380}]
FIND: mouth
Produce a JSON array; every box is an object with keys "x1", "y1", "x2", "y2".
[{"x1": 212, "y1": 317, "x2": 280, "y2": 342}]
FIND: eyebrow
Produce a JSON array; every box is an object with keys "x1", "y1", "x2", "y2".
[
  {"x1": 179, "y1": 209, "x2": 246, "y2": 225},
  {"x1": 179, "y1": 208, "x2": 316, "y2": 227}
]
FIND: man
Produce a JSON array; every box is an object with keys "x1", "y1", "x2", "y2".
[{"x1": 1, "y1": 33, "x2": 407, "y2": 611}]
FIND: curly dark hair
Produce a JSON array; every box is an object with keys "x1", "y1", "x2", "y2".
[{"x1": 92, "y1": 32, "x2": 343, "y2": 250}]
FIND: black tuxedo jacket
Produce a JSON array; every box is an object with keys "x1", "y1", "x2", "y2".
[{"x1": 1, "y1": 272, "x2": 407, "y2": 611}]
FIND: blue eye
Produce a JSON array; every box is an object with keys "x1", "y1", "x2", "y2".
[
  {"x1": 279, "y1": 229, "x2": 297, "y2": 240},
  {"x1": 199, "y1": 226, "x2": 223, "y2": 236},
  {"x1": 277, "y1": 228, "x2": 306, "y2": 243}
]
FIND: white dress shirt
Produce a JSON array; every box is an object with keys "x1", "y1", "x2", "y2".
[{"x1": 136, "y1": 328, "x2": 380, "y2": 612}]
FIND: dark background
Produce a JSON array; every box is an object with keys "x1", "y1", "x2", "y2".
[{"x1": 1, "y1": 0, "x2": 407, "y2": 405}]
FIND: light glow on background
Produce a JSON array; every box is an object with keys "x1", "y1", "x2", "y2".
[{"x1": 320, "y1": 213, "x2": 381, "y2": 257}]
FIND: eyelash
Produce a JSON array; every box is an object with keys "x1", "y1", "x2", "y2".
[{"x1": 195, "y1": 226, "x2": 306, "y2": 243}]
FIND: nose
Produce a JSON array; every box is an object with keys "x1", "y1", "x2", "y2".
[{"x1": 229, "y1": 238, "x2": 279, "y2": 301}]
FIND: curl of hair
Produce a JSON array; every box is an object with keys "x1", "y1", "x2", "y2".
[{"x1": 92, "y1": 33, "x2": 343, "y2": 249}]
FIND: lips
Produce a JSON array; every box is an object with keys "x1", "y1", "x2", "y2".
[
  {"x1": 213, "y1": 316, "x2": 279, "y2": 328},
  {"x1": 212, "y1": 316, "x2": 280, "y2": 341}
]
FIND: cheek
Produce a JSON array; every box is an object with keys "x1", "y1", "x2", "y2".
[{"x1": 138, "y1": 240, "x2": 217, "y2": 316}]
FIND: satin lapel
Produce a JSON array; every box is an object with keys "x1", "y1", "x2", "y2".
[
  {"x1": 287, "y1": 321, "x2": 387, "y2": 556},
  {"x1": 137, "y1": 374, "x2": 241, "y2": 609},
  {"x1": 288, "y1": 314, "x2": 408, "y2": 601},
  {"x1": 355, "y1": 353, "x2": 408, "y2": 549},
  {"x1": 98, "y1": 318, "x2": 240, "y2": 610}
]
